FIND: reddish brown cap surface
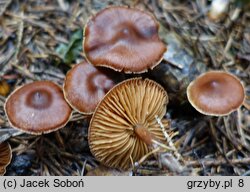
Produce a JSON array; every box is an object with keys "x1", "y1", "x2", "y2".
[
  {"x1": 187, "y1": 71, "x2": 245, "y2": 116},
  {"x1": 63, "y1": 61, "x2": 116, "y2": 114},
  {"x1": 84, "y1": 6, "x2": 166, "y2": 73},
  {"x1": 5, "y1": 81, "x2": 72, "y2": 134},
  {"x1": 89, "y1": 78, "x2": 169, "y2": 170}
]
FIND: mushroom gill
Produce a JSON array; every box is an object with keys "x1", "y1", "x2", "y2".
[
  {"x1": 0, "y1": 142, "x2": 12, "y2": 175},
  {"x1": 89, "y1": 78, "x2": 169, "y2": 170}
]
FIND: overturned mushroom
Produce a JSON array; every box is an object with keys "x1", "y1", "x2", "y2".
[
  {"x1": 63, "y1": 61, "x2": 116, "y2": 114},
  {"x1": 0, "y1": 142, "x2": 12, "y2": 175},
  {"x1": 89, "y1": 78, "x2": 170, "y2": 170},
  {"x1": 84, "y1": 6, "x2": 166, "y2": 73},
  {"x1": 4, "y1": 81, "x2": 72, "y2": 134},
  {"x1": 187, "y1": 71, "x2": 245, "y2": 116}
]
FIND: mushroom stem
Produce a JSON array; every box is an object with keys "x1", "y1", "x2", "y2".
[
  {"x1": 134, "y1": 124, "x2": 154, "y2": 146},
  {"x1": 134, "y1": 124, "x2": 174, "y2": 150}
]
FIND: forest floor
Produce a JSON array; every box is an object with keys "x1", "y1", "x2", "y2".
[{"x1": 0, "y1": 0, "x2": 250, "y2": 176}]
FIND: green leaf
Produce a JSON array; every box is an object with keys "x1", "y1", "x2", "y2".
[{"x1": 56, "y1": 29, "x2": 83, "y2": 64}]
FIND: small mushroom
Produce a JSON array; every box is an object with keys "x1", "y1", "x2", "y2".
[
  {"x1": 84, "y1": 6, "x2": 166, "y2": 73},
  {"x1": 4, "y1": 81, "x2": 72, "y2": 134},
  {"x1": 187, "y1": 71, "x2": 245, "y2": 116},
  {"x1": 89, "y1": 78, "x2": 169, "y2": 170},
  {"x1": 63, "y1": 61, "x2": 117, "y2": 114},
  {"x1": 0, "y1": 142, "x2": 12, "y2": 175}
]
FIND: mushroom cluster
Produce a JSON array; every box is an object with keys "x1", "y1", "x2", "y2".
[
  {"x1": 3, "y1": 5, "x2": 246, "y2": 174},
  {"x1": 82, "y1": 6, "x2": 170, "y2": 170},
  {"x1": 3, "y1": 6, "x2": 169, "y2": 172},
  {"x1": 4, "y1": 7, "x2": 166, "y2": 134}
]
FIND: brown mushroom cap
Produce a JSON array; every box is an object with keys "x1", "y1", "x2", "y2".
[
  {"x1": 4, "y1": 81, "x2": 72, "y2": 134},
  {"x1": 0, "y1": 142, "x2": 12, "y2": 175},
  {"x1": 89, "y1": 78, "x2": 169, "y2": 170},
  {"x1": 84, "y1": 6, "x2": 166, "y2": 73},
  {"x1": 187, "y1": 71, "x2": 245, "y2": 116},
  {"x1": 63, "y1": 61, "x2": 116, "y2": 114}
]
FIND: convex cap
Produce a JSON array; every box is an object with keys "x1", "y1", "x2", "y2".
[
  {"x1": 84, "y1": 6, "x2": 166, "y2": 73},
  {"x1": 5, "y1": 81, "x2": 72, "y2": 134},
  {"x1": 187, "y1": 71, "x2": 245, "y2": 116},
  {"x1": 63, "y1": 61, "x2": 116, "y2": 114},
  {"x1": 0, "y1": 142, "x2": 12, "y2": 175},
  {"x1": 89, "y1": 78, "x2": 169, "y2": 170}
]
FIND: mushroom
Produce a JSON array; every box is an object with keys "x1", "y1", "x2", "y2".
[
  {"x1": 86, "y1": 165, "x2": 131, "y2": 176},
  {"x1": 89, "y1": 78, "x2": 169, "y2": 170},
  {"x1": 187, "y1": 71, "x2": 245, "y2": 116},
  {"x1": 4, "y1": 81, "x2": 72, "y2": 134},
  {"x1": 63, "y1": 61, "x2": 117, "y2": 114},
  {"x1": 84, "y1": 6, "x2": 166, "y2": 73},
  {"x1": 0, "y1": 142, "x2": 12, "y2": 175}
]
